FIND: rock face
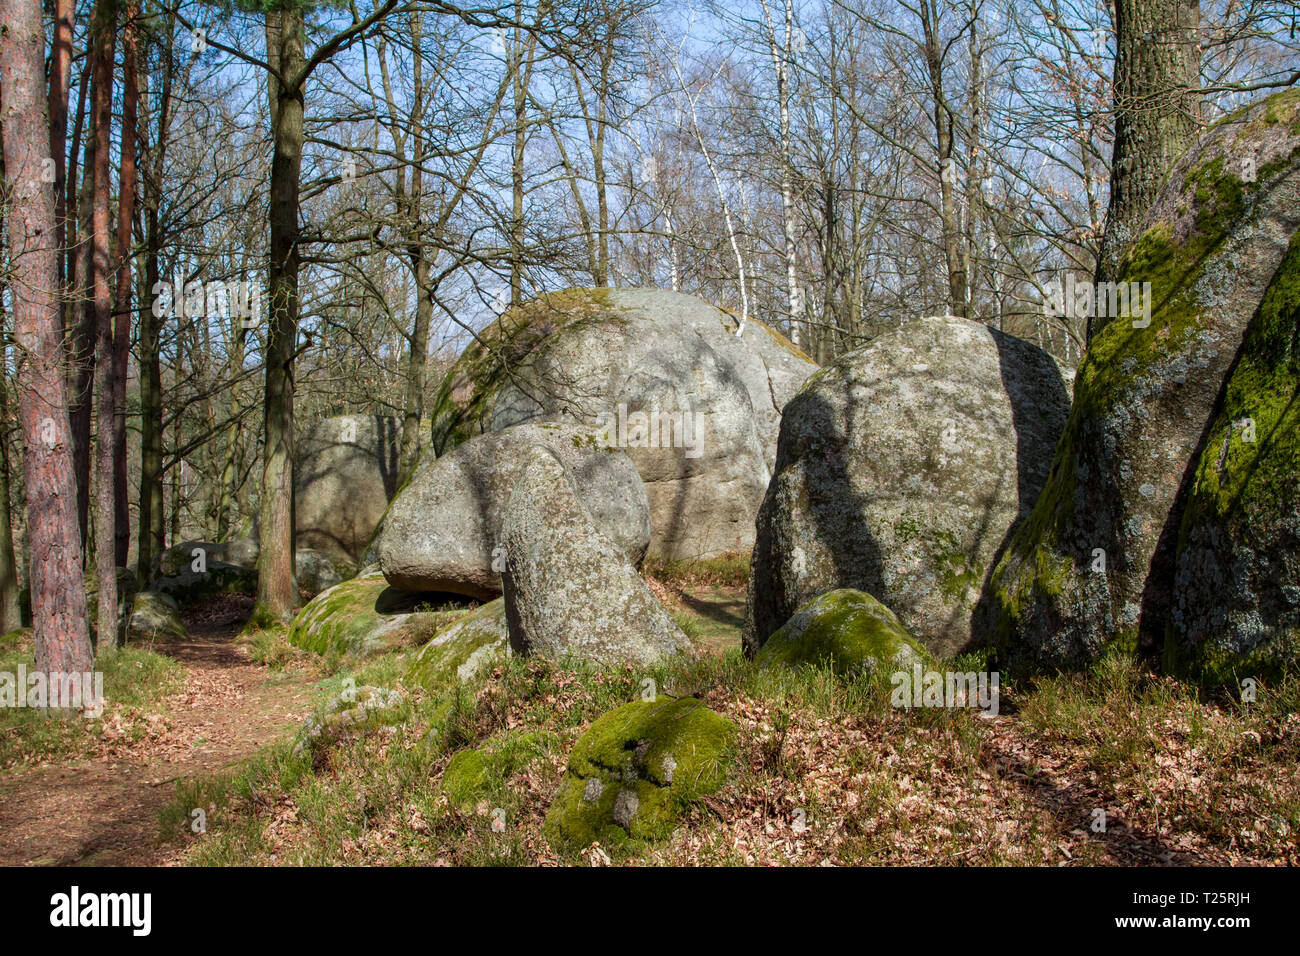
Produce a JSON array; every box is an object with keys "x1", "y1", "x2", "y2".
[
  {"x1": 288, "y1": 571, "x2": 467, "y2": 657},
  {"x1": 544, "y1": 697, "x2": 735, "y2": 851},
  {"x1": 295, "y1": 414, "x2": 401, "y2": 564},
  {"x1": 501, "y1": 446, "x2": 694, "y2": 667},
  {"x1": 985, "y1": 90, "x2": 1300, "y2": 676},
  {"x1": 406, "y1": 598, "x2": 511, "y2": 689},
  {"x1": 754, "y1": 589, "x2": 929, "y2": 675},
  {"x1": 377, "y1": 421, "x2": 650, "y2": 598},
  {"x1": 746, "y1": 315, "x2": 1071, "y2": 658},
  {"x1": 429, "y1": 288, "x2": 817, "y2": 560},
  {"x1": 294, "y1": 548, "x2": 355, "y2": 597},
  {"x1": 1169, "y1": 232, "x2": 1300, "y2": 682}
]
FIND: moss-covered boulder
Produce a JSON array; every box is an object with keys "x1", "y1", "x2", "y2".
[
  {"x1": 745, "y1": 315, "x2": 1070, "y2": 658},
  {"x1": 429, "y1": 287, "x2": 816, "y2": 560},
  {"x1": 406, "y1": 598, "x2": 511, "y2": 689},
  {"x1": 295, "y1": 414, "x2": 401, "y2": 565},
  {"x1": 544, "y1": 697, "x2": 735, "y2": 851},
  {"x1": 1167, "y1": 228, "x2": 1300, "y2": 683},
  {"x1": 377, "y1": 421, "x2": 650, "y2": 598},
  {"x1": 501, "y1": 446, "x2": 694, "y2": 667},
  {"x1": 152, "y1": 559, "x2": 256, "y2": 606},
  {"x1": 126, "y1": 591, "x2": 186, "y2": 643},
  {"x1": 984, "y1": 90, "x2": 1300, "y2": 675},
  {"x1": 288, "y1": 570, "x2": 466, "y2": 657},
  {"x1": 754, "y1": 589, "x2": 929, "y2": 675},
  {"x1": 440, "y1": 730, "x2": 557, "y2": 813},
  {"x1": 156, "y1": 538, "x2": 259, "y2": 576}
]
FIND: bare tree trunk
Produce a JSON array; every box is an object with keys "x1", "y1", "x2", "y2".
[
  {"x1": 112, "y1": 1, "x2": 140, "y2": 568},
  {"x1": 89, "y1": 0, "x2": 118, "y2": 647},
  {"x1": 1094, "y1": 0, "x2": 1201, "y2": 316},
  {"x1": 257, "y1": 8, "x2": 306, "y2": 620},
  {"x1": 920, "y1": 0, "x2": 966, "y2": 318},
  {"x1": 47, "y1": 0, "x2": 75, "y2": 294},
  {"x1": 0, "y1": 280, "x2": 23, "y2": 634},
  {"x1": 0, "y1": 0, "x2": 94, "y2": 677}
]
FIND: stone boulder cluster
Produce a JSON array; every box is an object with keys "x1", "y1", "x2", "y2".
[{"x1": 181, "y1": 89, "x2": 1300, "y2": 853}]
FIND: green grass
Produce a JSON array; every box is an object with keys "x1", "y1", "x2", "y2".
[{"x1": 0, "y1": 630, "x2": 184, "y2": 770}]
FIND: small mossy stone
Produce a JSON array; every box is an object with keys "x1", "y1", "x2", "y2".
[
  {"x1": 544, "y1": 697, "x2": 735, "y2": 852},
  {"x1": 293, "y1": 685, "x2": 405, "y2": 757},
  {"x1": 126, "y1": 591, "x2": 186, "y2": 643},
  {"x1": 440, "y1": 730, "x2": 556, "y2": 813},
  {"x1": 754, "y1": 588, "x2": 929, "y2": 675}
]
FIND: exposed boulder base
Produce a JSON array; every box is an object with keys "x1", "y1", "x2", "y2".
[
  {"x1": 985, "y1": 90, "x2": 1300, "y2": 675},
  {"x1": 754, "y1": 589, "x2": 929, "y2": 675},
  {"x1": 429, "y1": 287, "x2": 816, "y2": 560},
  {"x1": 544, "y1": 697, "x2": 735, "y2": 851},
  {"x1": 377, "y1": 421, "x2": 650, "y2": 597},
  {"x1": 406, "y1": 598, "x2": 511, "y2": 689},
  {"x1": 746, "y1": 315, "x2": 1071, "y2": 658},
  {"x1": 288, "y1": 570, "x2": 467, "y2": 658},
  {"x1": 501, "y1": 446, "x2": 694, "y2": 667},
  {"x1": 295, "y1": 414, "x2": 401, "y2": 564}
]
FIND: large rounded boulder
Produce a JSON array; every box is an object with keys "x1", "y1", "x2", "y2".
[
  {"x1": 985, "y1": 90, "x2": 1300, "y2": 676},
  {"x1": 377, "y1": 421, "x2": 650, "y2": 598},
  {"x1": 429, "y1": 288, "x2": 816, "y2": 560},
  {"x1": 295, "y1": 414, "x2": 401, "y2": 564},
  {"x1": 746, "y1": 315, "x2": 1071, "y2": 658},
  {"x1": 501, "y1": 446, "x2": 694, "y2": 667}
]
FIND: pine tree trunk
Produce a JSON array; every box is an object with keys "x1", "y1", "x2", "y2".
[
  {"x1": 0, "y1": 0, "x2": 94, "y2": 677},
  {"x1": 112, "y1": 1, "x2": 139, "y2": 569}
]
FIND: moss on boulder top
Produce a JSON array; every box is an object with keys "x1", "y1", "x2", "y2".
[
  {"x1": 406, "y1": 598, "x2": 511, "y2": 690},
  {"x1": 126, "y1": 591, "x2": 186, "y2": 644},
  {"x1": 754, "y1": 588, "x2": 929, "y2": 675},
  {"x1": 288, "y1": 570, "x2": 467, "y2": 658},
  {"x1": 544, "y1": 696, "x2": 735, "y2": 852}
]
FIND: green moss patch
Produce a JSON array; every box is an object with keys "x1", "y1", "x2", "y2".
[
  {"x1": 288, "y1": 572, "x2": 468, "y2": 658},
  {"x1": 754, "y1": 589, "x2": 929, "y2": 676},
  {"x1": 406, "y1": 598, "x2": 510, "y2": 690},
  {"x1": 544, "y1": 696, "x2": 735, "y2": 852}
]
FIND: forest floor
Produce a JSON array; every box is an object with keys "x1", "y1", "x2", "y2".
[
  {"x1": 1, "y1": 565, "x2": 1298, "y2": 867},
  {"x1": 0, "y1": 597, "x2": 317, "y2": 865}
]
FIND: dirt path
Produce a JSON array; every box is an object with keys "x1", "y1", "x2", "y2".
[{"x1": 0, "y1": 598, "x2": 316, "y2": 866}]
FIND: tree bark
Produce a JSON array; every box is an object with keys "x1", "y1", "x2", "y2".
[
  {"x1": 257, "y1": 8, "x2": 306, "y2": 619},
  {"x1": 1094, "y1": 0, "x2": 1202, "y2": 318},
  {"x1": 0, "y1": 0, "x2": 94, "y2": 677},
  {"x1": 89, "y1": 0, "x2": 118, "y2": 647}
]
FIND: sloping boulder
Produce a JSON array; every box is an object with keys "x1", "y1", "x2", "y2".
[
  {"x1": 295, "y1": 414, "x2": 401, "y2": 564},
  {"x1": 746, "y1": 315, "x2": 1070, "y2": 658},
  {"x1": 501, "y1": 446, "x2": 694, "y2": 667},
  {"x1": 406, "y1": 598, "x2": 511, "y2": 689},
  {"x1": 985, "y1": 90, "x2": 1300, "y2": 674},
  {"x1": 429, "y1": 288, "x2": 816, "y2": 560},
  {"x1": 378, "y1": 421, "x2": 649, "y2": 598}
]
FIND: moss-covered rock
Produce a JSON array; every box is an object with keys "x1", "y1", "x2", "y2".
[
  {"x1": 1167, "y1": 229, "x2": 1300, "y2": 684},
  {"x1": 406, "y1": 598, "x2": 511, "y2": 689},
  {"x1": 544, "y1": 697, "x2": 735, "y2": 851},
  {"x1": 126, "y1": 591, "x2": 186, "y2": 643},
  {"x1": 440, "y1": 730, "x2": 556, "y2": 813},
  {"x1": 984, "y1": 89, "x2": 1300, "y2": 675},
  {"x1": 754, "y1": 588, "x2": 929, "y2": 675},
  {"x1": 288, "y1": 570, "x2": 467, "y2": 657},
  {"x1": 153, "y1": 560, "x2": 256, "y2": 606}
]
